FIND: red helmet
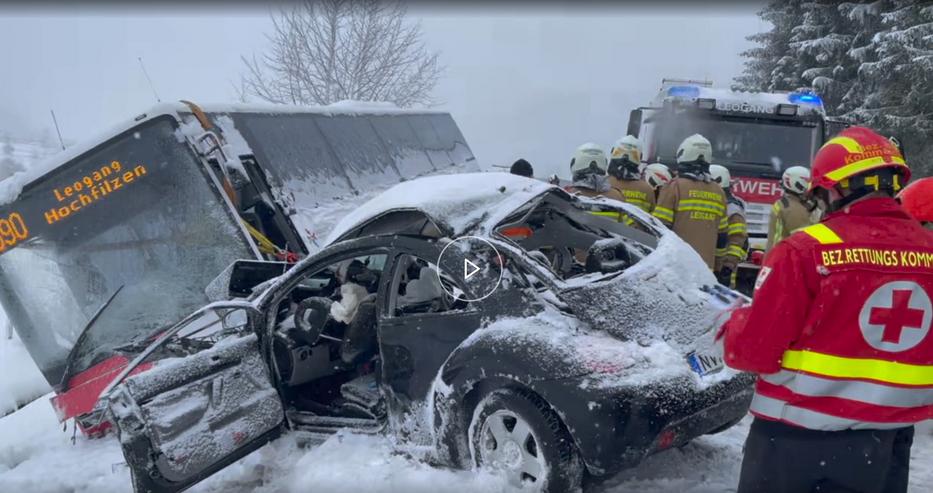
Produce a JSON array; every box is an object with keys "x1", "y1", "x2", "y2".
[
  {"x1": 898, "y1": 177, "x2": 933, "y2": 223},
  {"x1": 809, "y1": 126, "x2": 910, "y2": 193}
]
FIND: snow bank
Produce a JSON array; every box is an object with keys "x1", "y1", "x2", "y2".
[
  {"x1": 0, "y1": 331, "x2": 50, "y2": 417},
  {"x1": 326, "y1": 172, "x2": 552, "y2": 244}
]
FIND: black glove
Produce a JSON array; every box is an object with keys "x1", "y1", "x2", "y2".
[{"x1": 716, "y1": 267, "x2": 733, "y2": 286}]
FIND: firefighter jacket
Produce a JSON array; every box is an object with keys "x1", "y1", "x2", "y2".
[
  {"x1": 652, "y1": 176, "x2": 728, "y2": 269},
  {"x1": 609, "y1": 176, "x2": 656, "y2": 213},
  {"x1": 724, "y1": 197, "x2": 933, "y2": 431},
  {"x1": 716, "y1": 194, "x2": 748, "y2": 272},
  {"x1": 766, "y1": 192, "x2": 814, "y2": 251}
]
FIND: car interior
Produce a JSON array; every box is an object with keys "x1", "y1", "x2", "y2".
[
  {"x1": 268, "y1": 253, "x2": 464, "y2": 425},
  {"x1": 497, "y1": 195, "x2": 657, "y2": 280},
  {"x1": 268, "y1": 254, "x2": 388, "y2": 422}
]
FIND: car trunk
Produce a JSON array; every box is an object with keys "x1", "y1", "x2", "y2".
[{"x1": 558, "y1": 232, "x2": 741, "y2": 355}]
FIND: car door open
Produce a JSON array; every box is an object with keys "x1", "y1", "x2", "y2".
[{"x1": 104, "y1": 304, "x2": 285, "y2": 493}]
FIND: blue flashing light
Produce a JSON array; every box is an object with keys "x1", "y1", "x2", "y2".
[
  {"x1": 789, "y1": 91, "x2": 823, "y2": 106},
  {"x1": 667, "y1": 85, "x2": 701, "y2": 98}
]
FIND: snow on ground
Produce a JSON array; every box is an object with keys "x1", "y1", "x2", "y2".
[
  {"x1": 0, "y1": 329, "x2": 50, "y2": 416},
  {"x1": 4, "y1": 391, "x2": 933, "y2": 493}
]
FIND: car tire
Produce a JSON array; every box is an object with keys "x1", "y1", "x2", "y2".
[{"x1": 469, "y1": 388, "x2": 583, "y2": 493}]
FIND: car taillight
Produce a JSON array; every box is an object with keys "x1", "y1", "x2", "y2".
[
  {"x1": 656, "y1": 429, "x2": 677, "y2": 450},
  {"x1": 498, "y1": 226, "x2": 533, "y2": 240},
  {"x1": 750, "y1": 250, "x2": 765, "y2": 266}
]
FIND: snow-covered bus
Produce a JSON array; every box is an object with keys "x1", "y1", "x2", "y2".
[
  {"x1": 0, "y1": 101, "x2": 475, "y2": 432},
  {"x1": 627, "y1": 79, "x2": 847, "y2": 290}
]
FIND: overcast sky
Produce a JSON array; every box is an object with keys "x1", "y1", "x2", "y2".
[{"x1": 0, "y1": 3, "x2": 765, "y2": 179}]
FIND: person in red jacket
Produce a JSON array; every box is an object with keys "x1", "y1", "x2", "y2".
[
  {"x1": 898, "y1": 177, "x2": 933, "y2": 229},
  {"x1": 721, "y1": 127, "x2": 932, "y2": 493}
]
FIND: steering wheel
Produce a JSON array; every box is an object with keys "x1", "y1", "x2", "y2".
[
  {"x1": 293, "y1": 297, "x2": 333, "y2": 346},
  {"x1": 585, "y1": 240, "x2": 632, "y2": 274}
]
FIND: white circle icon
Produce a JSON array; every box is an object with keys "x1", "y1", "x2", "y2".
[
  {"x1": 858, "y1": 281, "x2": 932, "y2": 352},
  {"x1": 436, "y1": 236, "x2": 503, "y2": 303}
]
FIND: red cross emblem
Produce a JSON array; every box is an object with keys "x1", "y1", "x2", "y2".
[{"x1": 859, "y1": 281, "x2": 932, "y2": 352}]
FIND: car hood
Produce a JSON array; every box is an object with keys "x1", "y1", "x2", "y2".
[{"x1": 557, "y1": 230, "x2": 743, "y2": 354}]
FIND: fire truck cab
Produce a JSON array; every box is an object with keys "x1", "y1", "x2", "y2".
[{"x1": 627, "y1": 78, "x2": 846, "y2": 292}]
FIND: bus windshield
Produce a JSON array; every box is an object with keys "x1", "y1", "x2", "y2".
[
  {"x1": 651, "y1": 113, "x2": 820, "y2": 172},
  {"x1": 0, "y1": 116, "x2": 254, "y2": 385}
]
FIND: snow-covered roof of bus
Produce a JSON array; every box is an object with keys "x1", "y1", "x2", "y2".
[
  {"x1": 0, "y1": 100, "x2": 448, "y2": 205},
  {"x1": 325, "y1": 172, "x2": 557, "y2": 245}
]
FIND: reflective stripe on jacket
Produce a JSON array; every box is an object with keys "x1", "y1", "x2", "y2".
[
  {"x1": 724, "y1": 198, "x2": 933, "y2": 431},
  {"x1": 653, "y1": 177, "x2": 727, "y2": 269}
]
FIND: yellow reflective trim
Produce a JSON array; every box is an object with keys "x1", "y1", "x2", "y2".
[
  {"x1": 727, "y1": 245, "x2": 747, "y2": 258},
  {"x1": 825, "y1": 155, "x2": 908, "y2": 182},
  {"x1": 680, "y1": 199, "x2": 726, "y2": 212},
  {"x1": 728, "y1": 223, "x2": 747, "y2": 234},
  {"x1": 821, "y1": 136, "x2": 863, "y2": 154},
  {"x1": 782, "y1": 350, "x2": 933, "y2": 386},
  {"x1": 589, "y1": 211, "x2": 621, "y2": 218},
  {"x1": 801, "y1": 223, "x2": 843, "y2": 244}
]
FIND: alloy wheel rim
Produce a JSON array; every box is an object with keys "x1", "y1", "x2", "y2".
[{"x1": 477, "y1": 409, "x2": 547, "y2": 488}]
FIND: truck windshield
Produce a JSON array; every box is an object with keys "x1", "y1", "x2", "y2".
[
  {"x1": 652, "y1": 114, "x2": 819, "y2": 172},
  {"x1": 0, "y1": 116, "x2": 254, "y2": 385}
]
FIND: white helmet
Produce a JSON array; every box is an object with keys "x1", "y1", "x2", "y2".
[
  {"x1": 610, "y1": 135, "x2": 642, "y2": 163},
  {"x1": 676, "y1": 134, "x2": 713, "y2": 164},
  {"x1": 645, "y1": 163, "x2": 672, "y2": 190},
  {"x1": 570, "y1": 142, "x2": 608, "y2": 176},
  {"x1": 709, "y1": 164, "x2": 731, "y2": 188},
  {"x1": 782, "y1": 166, "x2": 811, "y2": 194}
]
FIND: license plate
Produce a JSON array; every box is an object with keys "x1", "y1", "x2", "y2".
[{"x1": 686, "y1": 351, "x2": 724, "y2": 377}]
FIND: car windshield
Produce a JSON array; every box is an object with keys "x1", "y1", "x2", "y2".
[
  {"x1": 0, "y1": 116, "x2": 254, "y2": 385},
  {"x1": 651, "y1": 113, "x2": 819, "y2": 171}
]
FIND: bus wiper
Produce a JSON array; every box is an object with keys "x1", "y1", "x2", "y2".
[{"x1": 58, "y1": 284, "x2": 125, "y2": 390}]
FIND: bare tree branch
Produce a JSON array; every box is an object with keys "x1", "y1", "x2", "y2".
[{"x1": 239, "y1": 0, "x2": 444, "y2": 108}]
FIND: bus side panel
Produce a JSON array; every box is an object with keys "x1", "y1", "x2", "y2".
[
  {"x1": 369, "y1": 115, "x2": 437, "y2": 179},
  {"x1": 427, "y1": 114, "x2": 477, "y2": 169},
  {"x1": 227, "y1": 113, "x2": 357, "y2": 200},
  {"x1": 312, "y1": 114, "x2": 404, "y2": 191}
]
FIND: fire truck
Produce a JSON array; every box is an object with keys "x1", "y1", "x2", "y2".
[{"x1": 627, "y1": 79, "x2": 847, "y2": 292}]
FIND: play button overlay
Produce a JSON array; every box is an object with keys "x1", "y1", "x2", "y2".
[
  {"x1": 464, "y1": 258, "x2": 481, "y2": 280},
  {"x1": 437, "y1": 235, "x2": 503, "y2": 302}
]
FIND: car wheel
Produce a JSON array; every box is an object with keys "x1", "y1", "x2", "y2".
[{"x1": 469, "y1": 388, "x2": 583, "y2": 493}]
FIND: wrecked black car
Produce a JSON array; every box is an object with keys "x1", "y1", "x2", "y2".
[{"x1": 100, "y1": 173, "x2": 753, "y2": 493}]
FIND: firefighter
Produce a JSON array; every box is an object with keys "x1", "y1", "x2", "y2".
[
  {"x1": 721, "y1": 127, "x2": 928, "y2": 493},
  {"x1": 897, "y1": 177, "x2": 933, "y2": 229},
  {"x1": 766, "y1": 165, "x2": 815, "y2": 251},
  {"x1": 710, "y1": 164, "x2": 747, "y2": 286},
  {"x1": 652, "y1": 134, "x2": 728, "y2": 269},
  {"x1": 608, "y1": 135, "x2": 656, "y2": 213},
  {"x1": 644, "y1": 162, "x2": 672, "y2": 200},
  {"x1": 565, "y1": 143, "x2": 625, "y2": 202},
  {"x1": 510, "y1": 158, "x2": 534, "y2": 178}
]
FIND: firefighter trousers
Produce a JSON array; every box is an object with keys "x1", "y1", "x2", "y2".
[{"x1": 737, "y1": 418, "x2": 914, "y2": 493}]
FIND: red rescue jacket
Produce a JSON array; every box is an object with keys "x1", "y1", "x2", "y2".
[{"x1": 724, "y1": 197, "x2": 933, "y2": 430}]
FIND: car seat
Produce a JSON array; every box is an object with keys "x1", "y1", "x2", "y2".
[{"x1": 400, "y1": 266, "x2": 443, "y2": 305}]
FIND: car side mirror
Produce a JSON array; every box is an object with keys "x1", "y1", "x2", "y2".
[
  {"x1": 222, "y1": 308, "x2": 250, "y2": 331},
  {"x1": 585, "y1": 239, "x2": 633, "y2": 274},
  {"x1": 227, "y1": 260, "x2": 290, "y2": 298}
]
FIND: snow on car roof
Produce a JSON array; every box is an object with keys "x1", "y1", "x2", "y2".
[
  {"x1": 325, "y1": 172, "x2": 555, "y2": 244},
  {"x1": 0, "y1": 100, "x2": 444, "y2": 206}
]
